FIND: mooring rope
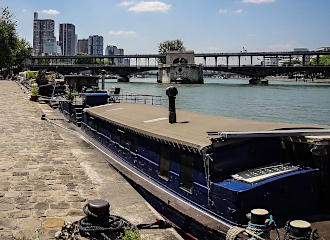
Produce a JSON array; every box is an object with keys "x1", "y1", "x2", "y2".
[{"x1": 76, "y1": 204, "x2": 136, "y2": 240}]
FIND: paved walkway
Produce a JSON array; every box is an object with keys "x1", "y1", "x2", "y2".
[{"x1": 0, "y1": 81, "x2": 181, "y2": 240}]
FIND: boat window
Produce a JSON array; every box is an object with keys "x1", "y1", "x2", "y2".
[
  {"x1": 158, "y1": 146, "x2": 170, "y2": 180},
  {"x1": 130, "y1": 135, "x2": 137, "y2": 153},
  {"x1": 180, "y1": 153, "x2": 193, "y2": 192},
  {"x1": 110, "y1": 127, "x2": 116, "y2": 142}
]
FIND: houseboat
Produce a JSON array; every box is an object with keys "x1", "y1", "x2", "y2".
[{"x1": 80, "y1": 102, "x2": 330, "y2": 239}]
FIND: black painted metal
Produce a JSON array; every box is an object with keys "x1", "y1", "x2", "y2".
[{"x1": 26, "y1": 50, "x2": 330, "y2": 78}]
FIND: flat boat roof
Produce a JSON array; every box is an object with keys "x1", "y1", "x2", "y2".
[{"x1": 85, "y1": 103, "x2": 328, "y2": 151}]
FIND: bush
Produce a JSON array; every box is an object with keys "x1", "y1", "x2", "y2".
[
  {"x1": 36, "y1": 70, "x2": 48, "y2": 86},
  {"x1": 122, "y1": 227, "x2": 146, "y2": 240},
  {"x1": 31, "y1": 83, "x2": 39, "y2": 96},
  {"x1": 65, "y1": 87, "x2": 77, "y2": 101},
  {"x1": 27, "y1": 71, "x2": 36, "y2": 80}
]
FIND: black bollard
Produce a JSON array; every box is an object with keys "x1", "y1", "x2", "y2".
[
  {"x1": 166, "y1": 86, "x2": 178, "y2": 124},
  {"x1": 288, "y1": 220, "x2": 312, "y2": 239},
  {"x1": 250, "y1": 208, "x2": 269, "y2": 225},
  {"x1": 88, "y1": 199, "x2": 110, "y2": 218}
]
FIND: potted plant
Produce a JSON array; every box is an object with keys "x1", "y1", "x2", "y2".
[{"x1": 30, "y1": 83, "x2": 39, "y2": 101}]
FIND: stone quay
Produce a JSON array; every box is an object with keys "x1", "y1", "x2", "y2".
[{"x1": 0, "y1": 80, "x2": 181, "y2": 240}]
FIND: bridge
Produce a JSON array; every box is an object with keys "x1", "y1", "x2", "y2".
[{"x1": 26, "y1": 50, "x2": 330, "y2": 80}]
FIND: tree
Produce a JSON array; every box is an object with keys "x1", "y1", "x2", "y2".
[
  {"x1": 35, "y1": 70, "x2": 48, "y2": 86},
  {"x1": 158, "y1": 39, "x2": 185, "y2": 64},
  {"x1": 310, "y1": 56, "x2": 330, "y2": 66},
  {"x1": 0, "y1": 6, "x2": 31, "y2": 75},
  {"x1": 75, "y1": 52, "x2": 92, "y2": 64}
]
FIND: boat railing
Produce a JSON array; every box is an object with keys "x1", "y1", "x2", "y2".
[{"x1": 113, "y1": 93, "x2": 162, "y2": 105}]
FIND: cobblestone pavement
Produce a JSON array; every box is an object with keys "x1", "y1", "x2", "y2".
[{"x1": 0, "y1": 81, "x2": 181, "y2": 240}]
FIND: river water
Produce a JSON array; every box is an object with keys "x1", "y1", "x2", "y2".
[{"x1": 100, "y1": 78, "x2": 330, "y2": 126}]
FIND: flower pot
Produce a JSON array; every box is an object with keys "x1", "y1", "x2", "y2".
[{"x1": 30, "y1": 95, "x2": 39, "y2": 102}]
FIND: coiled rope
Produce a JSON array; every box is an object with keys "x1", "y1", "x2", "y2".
[{"x1": 76, "y1": 204, "x2": 136, "y2": 240}]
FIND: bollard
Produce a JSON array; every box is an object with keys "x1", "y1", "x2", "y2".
[
  {"x1": 166, "y1": 86, "x2": 178, "y2": 124},
  {"x1": 284, "y1": 220, "x2": 320, "y2": 240},
  {"x1": 87, "y1": 199, "x2": 110, "y2": 218},
  {"x1": 250, "y1": 208, "x2": 269, "y2": 225},
  {"x1": 246, "y1": 209, "x2": 273, "y2": 240},
  {"x1": 41, "y1": 114, "x2": 46, "y2": 120}
]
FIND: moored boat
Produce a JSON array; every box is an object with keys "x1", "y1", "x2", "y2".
[{"x1": 80, "y1": 101, "x2": 330, "y2": 239}]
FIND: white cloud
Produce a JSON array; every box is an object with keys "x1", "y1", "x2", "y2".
[
  {"x1": 118, "y1": 1, "x2": 135, "y2": 7},
  {"x1": 128, "y1": 1, "x2": 171, "y2": 13},
  {"x1": 235, "y1": 9, "x2": 243, "y2": 14},
  {"x1": 242, "y1": 0, "x2": 276, "y2": 3},
  {"x1": 41, "y1": 9, "x2": 60, "y2": 15},
  {"x1": 248, "y1": 33, "x2": 257, "y2": 37},
  {"x1": 108, "y1": 30, "x2": 136, "y2": 36},
  {"x1": 22, "y1": 9, "x2": 27, "y2": 13},
  {"x1": 218, "y1": 9, "x2": 228, "y2": 15}
]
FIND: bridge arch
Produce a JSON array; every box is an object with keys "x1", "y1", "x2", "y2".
[{"x1": 173, "y1": 58, "x2": 188, "y2": 64}]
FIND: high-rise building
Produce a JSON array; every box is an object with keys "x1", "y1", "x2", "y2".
[
  {"x1": 77, "y1": 39, "x2": 88, "y2": 54},
  {"x1": 88, "y1": 35, "x2": 103, "y2": 55},
  {"x1": 105, "y1": 45, "x2": 129, "y2": 65},
  {"x1": 32, "y1": 12, "x2": 56, "y2": 55},
  {"x1": 59, "y1": 23, "x2": 76, "y2": 56}
]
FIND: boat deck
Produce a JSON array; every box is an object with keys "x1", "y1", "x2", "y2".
[{"x1": 85, "y1": 103, "x2": 328, "y2": 150}]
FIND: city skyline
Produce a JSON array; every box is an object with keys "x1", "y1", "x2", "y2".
[{"x1": 2, "y1": 0, "x2": 330, "y2": 54}]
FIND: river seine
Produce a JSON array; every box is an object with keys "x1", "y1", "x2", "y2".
[{"x1": 100, "y1": 78, "x2": 330, "y2": 126}]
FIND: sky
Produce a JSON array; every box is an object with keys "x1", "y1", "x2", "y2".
[{"x1": 1, "y1": 0, "x2": 330, "y2": 54}]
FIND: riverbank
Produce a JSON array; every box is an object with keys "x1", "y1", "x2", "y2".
[
  {"x1": 265, "y1": 76, "x2": 330, "y2": 83},
  {"x1": 0, "y1": 80, "x2": 181, "y2": 240}
]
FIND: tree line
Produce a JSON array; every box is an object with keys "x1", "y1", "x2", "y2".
[{"x1": 0, "y1": 6, "x2": 31, "y2": 77}]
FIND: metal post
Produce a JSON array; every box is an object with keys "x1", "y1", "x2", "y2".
[
  {"x1": 289, "y1": 55, "x2": 292, "y2": 65},
  {"x1": 238, "y1": 56, "x2": 241, "y2": 67},
  {"x1": 250, "y1": 56, "x2": 253, "y2": 65},
  {"x1": 215, "y1": 57, "x2": 217, "y2": 67},
  {"x1": 317, "y1": 55, "x2": 320, "y2": 65},
  {"x1": 166, "y1": 86, "x2": 178, "y2": 124},
  {"x1": 302, "y1": 55, "x2": 306, "y2": 66},
  {"x1": 204, "y1": 57, "x2": 207, "y2": 66},
  {"x1": 101, "y1": 70, "x2": 106, "y2": 90},
  {"x1": 226, "y1": 56, "x2": 229, "y2": 67}
]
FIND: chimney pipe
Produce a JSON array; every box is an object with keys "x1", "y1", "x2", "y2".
[{"x1": 166, "y1": 86, "x2": 178, "y2": 124}]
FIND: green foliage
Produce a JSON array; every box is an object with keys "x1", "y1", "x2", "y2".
[
  {"x1": 310, "y1": 55, "x2": 330, "y2": 65},
  {"x1": 74, "y1": 52, "x2": 92, "y2": 64},
  {"x1": 122, "y1": 227, "x2": 147, "y2": 240},
  {"x1": 158, "y1": 39, "x2": 185, "y2": 64},
  {"x1": 31, "y1": 83, "x2": 39, "y2": 96},
  {"x1": 282, "y1": 59, "x2": 301, "y2": 66},
  {"x1": 55, "y1": 72, "x2": 63, "y2": 79},
  {"x1": 0, "y1": 6, "x2": 31, "y2": 72},
  {"x1": 76, "y1": 52, "x2": 88, "y2": 56},
  {"x1": 35, "y1": 70, "x2": 48, "y2": 86},
  {"x1": 65, "y1": 88, "x2": 77, "y2": 101},
  {"x1": 47, "y1": 73, "x2": 56, "y2": 81},
  {"x1": 27, "y1": 71, "x2": 36, "y2": 79}
]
